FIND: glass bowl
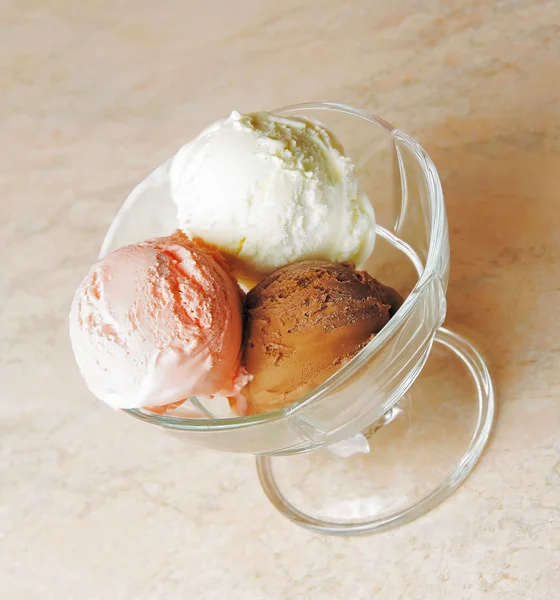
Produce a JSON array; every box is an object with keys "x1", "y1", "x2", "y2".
[{"x1": 100, "y1": 102, "x2": 494, "y2": 535}]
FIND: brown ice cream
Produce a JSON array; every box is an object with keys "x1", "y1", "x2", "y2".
[{"x1": 242, "y1": 260, "x2": 403, "y2": 415}]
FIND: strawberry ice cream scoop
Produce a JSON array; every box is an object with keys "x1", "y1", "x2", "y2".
[{"x1": 69, "y1": 231, "x2": 250, "y2": 410}]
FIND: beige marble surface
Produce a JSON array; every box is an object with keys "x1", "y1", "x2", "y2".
[{"x1": 2, "y1": 0, "x2": 560, "y2": 598}]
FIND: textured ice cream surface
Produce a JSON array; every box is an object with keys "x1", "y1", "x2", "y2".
[
  {"x1": 69, "y1": 231, "x2": 249, "y2": 410},
  {"x1": 243, "y1": 260, "x2": 403, "y2": 415},
  {"x1": 169, "y1": 111, "x2": 375, "y2": 281}
]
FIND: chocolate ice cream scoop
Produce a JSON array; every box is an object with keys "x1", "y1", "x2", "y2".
[{"x1": 243, "y1": 260, "x2": 403, "y2": 415}]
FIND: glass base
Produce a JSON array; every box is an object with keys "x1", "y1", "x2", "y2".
[{"x1": 256, "y1": 327, "x2": 494, "y2": 536}]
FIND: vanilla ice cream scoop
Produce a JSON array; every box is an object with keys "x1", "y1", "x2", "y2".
[
  {"x1": 169, "y1": 111, "x2": 375, "y2": 280},
  {"x1": 69, "y1": 232, "x2": 250, "y2": 410}
]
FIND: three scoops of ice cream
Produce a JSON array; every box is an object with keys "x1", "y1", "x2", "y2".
[{"x1": 70, "y1": 110, "x2": 403, "y2": 416}]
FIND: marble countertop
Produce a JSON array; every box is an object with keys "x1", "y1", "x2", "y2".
[{"x1": 2, "y1": 0, "x2": 560, "y2": 598}]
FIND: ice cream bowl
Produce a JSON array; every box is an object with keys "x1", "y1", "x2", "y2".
[{"x1": 101, "y1": 102, "x2": 494, "y2": 535}]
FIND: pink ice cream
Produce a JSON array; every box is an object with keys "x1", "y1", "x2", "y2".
[{"x1": 69, "y1": 231, "x2": 250, "y2": 409}]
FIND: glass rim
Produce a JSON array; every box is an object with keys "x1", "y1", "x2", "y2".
[{"x1": 121, "y1": 101, "x2": 446, "y2": 432}]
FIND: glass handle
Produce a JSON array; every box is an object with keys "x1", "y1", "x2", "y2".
[{"x1": 326, "y1": 397, "x2": 408, "y2": 458}]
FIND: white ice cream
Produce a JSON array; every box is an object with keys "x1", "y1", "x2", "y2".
[{"x1": 169, "y1": 111, "x2": 375, "y2": 277}]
